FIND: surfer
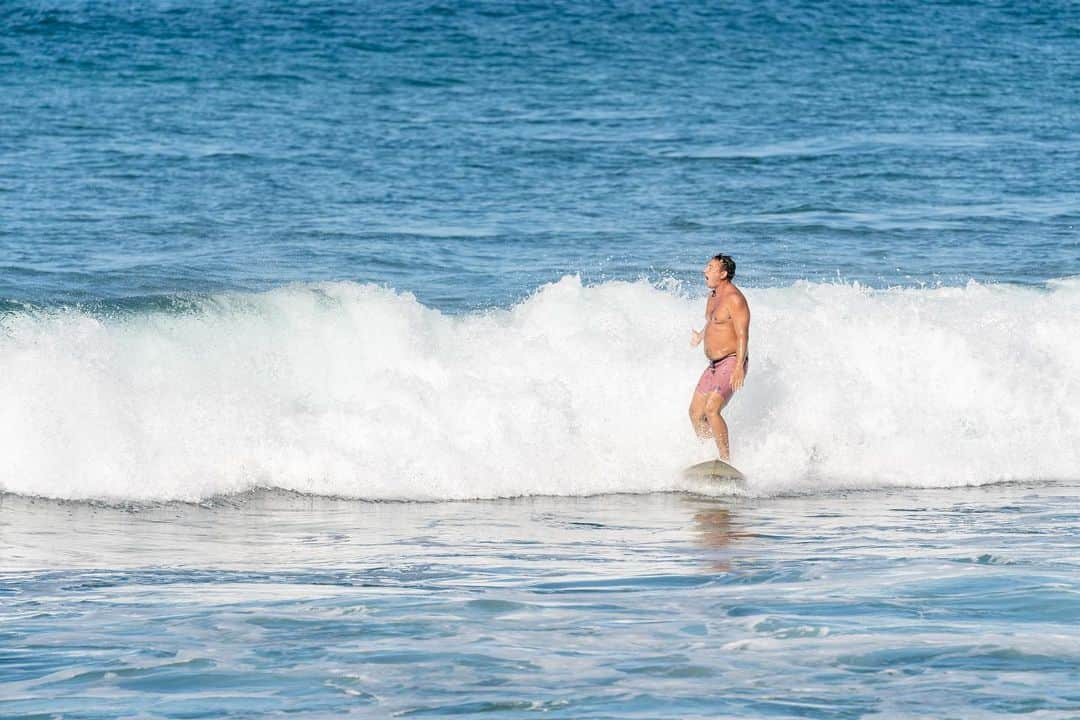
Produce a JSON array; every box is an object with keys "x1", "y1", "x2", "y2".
[{"x1": 689, "y1": 254, "x2": 750, "y2": 462}]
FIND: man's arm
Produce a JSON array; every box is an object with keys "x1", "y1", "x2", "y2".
[
  {"x1": 690, "y1": 305, "x2": 708, "y2": 346},
  {"x1": 729, "y1": 294, "x2": 750, "y2": 390}
]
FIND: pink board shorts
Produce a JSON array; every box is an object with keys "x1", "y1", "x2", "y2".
[{"x1": 694, "y1": 355, "x2": 747, "y2": 402}]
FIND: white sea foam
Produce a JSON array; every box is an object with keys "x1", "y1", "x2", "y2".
[{"x1": 2, "y1": 277, "x2": 1078, "y2": 502}]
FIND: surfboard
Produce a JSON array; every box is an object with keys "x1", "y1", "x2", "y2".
[{"x1": 683, "y1": 459, "x2": 746, "y2": 483}]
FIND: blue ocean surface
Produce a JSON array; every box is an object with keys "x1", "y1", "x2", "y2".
[
  {"x1": 2, "y1": 1, "x2": 1080, "y2": 717},
  {"x1": 2, "y1": 0, "x2": 1079, "y2": 309},
  {"x1": 3, "y1": 486, "x2": 1080, "y2": 719}
]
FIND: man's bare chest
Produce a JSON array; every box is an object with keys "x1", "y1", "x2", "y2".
[{"x1": 707, "y1": 300, "x2": 731, "y2": 326}]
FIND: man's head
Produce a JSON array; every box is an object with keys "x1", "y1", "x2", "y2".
[{"x1": 704, "y1": 254, "x2": 736, "y2": 288}]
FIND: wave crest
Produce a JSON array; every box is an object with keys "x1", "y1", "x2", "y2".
[{"x1": 2, "y1": 277, "x2": 1078, "y2": 501}]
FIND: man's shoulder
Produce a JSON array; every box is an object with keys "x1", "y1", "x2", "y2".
[{"x1": 721, "y1": 284, "x2": 748, "y2": 305}]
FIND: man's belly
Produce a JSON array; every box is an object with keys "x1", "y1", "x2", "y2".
[{"x1": 704, "y1": 329, "x2": 737, "y2": 361}]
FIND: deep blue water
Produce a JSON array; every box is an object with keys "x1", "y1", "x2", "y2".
[{"x1": 2, "y1": 0, "x2": 1079, "y2": 311}]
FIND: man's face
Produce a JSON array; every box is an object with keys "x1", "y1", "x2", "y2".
[{"x1": 704, "y1": 259, "x2": 726, "y2": 287}]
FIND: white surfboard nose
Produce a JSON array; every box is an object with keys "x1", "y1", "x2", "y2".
[{"x1": 683, "y1": 459, "x2": 746, "y2": 482}]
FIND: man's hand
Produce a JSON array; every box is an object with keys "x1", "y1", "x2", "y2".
[
  {"x1": 690, "y1": 329, "x2": 703, "y2": 347},
  {"x1": 730, "y1": 361, "x2": 745, "y2": 392}
]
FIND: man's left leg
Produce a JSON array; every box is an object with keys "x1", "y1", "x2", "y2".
[
  {"x1": 688, "y1": 391, "x2": 713, "y2": 439},
  {"x1": 703, "y1": 392, "x2": 731, "y2": 461}
]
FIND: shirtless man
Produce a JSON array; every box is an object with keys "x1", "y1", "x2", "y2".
[{"x1": 689, "y1": 254, "x2": 750, "y2": 462}]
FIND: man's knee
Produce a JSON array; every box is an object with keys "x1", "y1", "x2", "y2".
[{"x1": 705, "y1": 399, "x2": 727, "y2": 419}]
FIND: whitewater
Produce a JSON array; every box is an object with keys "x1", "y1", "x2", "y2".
[{"x1": 3, "y1": 276, "x2": 1077, "y2": 503}]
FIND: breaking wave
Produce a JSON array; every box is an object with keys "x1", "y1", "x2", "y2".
[{"x1": 2, "y1": 276, "x2": 1078, "y2": 502}]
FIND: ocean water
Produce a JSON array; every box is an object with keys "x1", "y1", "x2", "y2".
[
  {"x1": 3, "y1": 485, "x2": 1080, "y2": 719},
  {"x1": 2, "y1": 0, "x2": 1079, "y2": 717},
  {"x1": 3, "y1": 0, "x2": 1079, "y2": 309}
]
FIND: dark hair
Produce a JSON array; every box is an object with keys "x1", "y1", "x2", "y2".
[{"x1": 712, "y1": 254, "x2": 736, "y2": 279}]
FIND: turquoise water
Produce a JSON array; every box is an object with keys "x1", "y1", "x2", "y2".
[
  {"x1": 2, "y1": 1, "x2": 1080, "y2": 717},
  {"x1": 3, "y1": 485, "x2": 1079, "y2": 718}
]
